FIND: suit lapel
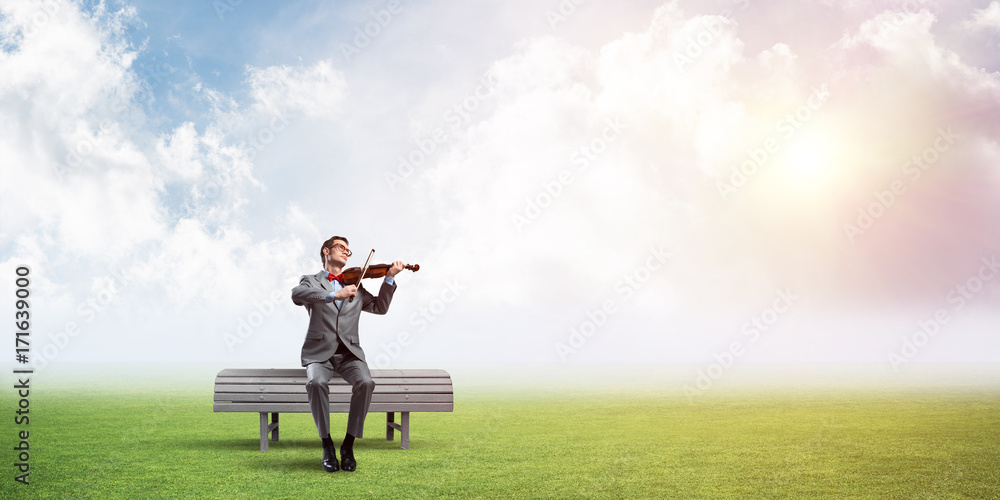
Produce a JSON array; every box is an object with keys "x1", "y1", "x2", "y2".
[{"x1": 315, "y1": 271, "x2": 331, "y2": 292}]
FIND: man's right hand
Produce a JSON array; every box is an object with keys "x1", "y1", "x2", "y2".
[{"x1": 334, "y1": 285, "x2": 357, "y2": 301}]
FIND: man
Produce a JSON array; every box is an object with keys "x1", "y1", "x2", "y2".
[{"x1": 291, "y1": 235, "x2": 403, "y2": 472}]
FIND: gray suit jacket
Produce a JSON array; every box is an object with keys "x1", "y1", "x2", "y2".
[{"x1": 291, "y1": 271, "x2": 396, "y2": 366}]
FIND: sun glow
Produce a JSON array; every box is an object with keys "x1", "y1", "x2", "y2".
[
  {"x1": 739, "y1": 122, "x2": 864, "y2": 215},
  {"x1": 778, "y1": 130, "x2": 839, "y2": 184},
  {"x1": 754, "y1": 123, "x2": 862, "y2": 205}
]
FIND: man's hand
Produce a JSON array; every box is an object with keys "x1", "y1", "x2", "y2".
[
  {"x1": 334, "y1": 285, "x2": 357, "y2": 301},
  {"x1": 386, "y1": 260, "x2": 404, "y2": 278}
]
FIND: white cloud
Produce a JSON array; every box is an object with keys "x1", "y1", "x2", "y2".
[
  {"x1": 969, "y1": 0, "x2": 1000, "y2": 31},
  {"x1": 156, "y1": 122, "x2": 205, "y2": 181},
  {"x1": 246, "y1": 59, "x2": 347, "y2": 119},
  {"x1": 0, "y1": 1, "x2": 347, "y2": 367},
  {"x1": 408, "y1": 4, "x2": 767, "y2": 311},
  {"x1": 0, "y1": 1, "x2": 162, "y2": 260},
  {"x1": 388, "y1": 1, "x2": 1000, "y2": 368}
]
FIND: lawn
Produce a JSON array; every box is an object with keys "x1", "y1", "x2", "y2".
[{"x1": 5, "y1": 383, "x2": 999, "y2": 499}]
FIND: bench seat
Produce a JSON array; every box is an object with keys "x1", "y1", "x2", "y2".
[{"x1": 213, "y1": 368, "x2": 453, "y2": 451}]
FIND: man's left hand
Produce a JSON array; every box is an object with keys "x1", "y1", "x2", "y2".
[{"x1": 386, "y1": 260, "x2": 404, "y2": 278}]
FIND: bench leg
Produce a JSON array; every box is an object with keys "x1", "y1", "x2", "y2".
[
  {"x1": 386, "y1": 412, "x2": 410, "y2": 449},
  {"x1": 387, "y1": 412, "x2": 395, "y2": 441},
  {"x1": 400, "y1": 412, "x2": 410, "y2": 450},
  {"x1": 270, "y1": 412, "x2": 279, "y2": 443},
  {"x1": 259, "y1": 412, "x2": 269, "y2": 452}
]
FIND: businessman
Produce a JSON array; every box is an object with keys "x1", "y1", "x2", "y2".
[{"x1": 291, "y1": 235, "x2": 403, "y2": 472}]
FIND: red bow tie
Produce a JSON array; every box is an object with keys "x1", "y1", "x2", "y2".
[{"x1": 328, "y1": 273, "x2": 344, "y2": 283}]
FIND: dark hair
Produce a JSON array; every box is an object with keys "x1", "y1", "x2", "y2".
[{"x1": 320, "y1": 235, "x2": 349, "y2": 263}]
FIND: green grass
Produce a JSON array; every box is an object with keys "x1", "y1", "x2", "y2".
[{"x1": 4, "y1": 385, "x2": 999, "y2": 499}]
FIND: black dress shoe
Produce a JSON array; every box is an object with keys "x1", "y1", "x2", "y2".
[
  {"x1": 322, "y1": 445, "x2": 339, "y2": 472},
  {"x1": 340, "y1": 445, "x2": 357, "y2": 472}
]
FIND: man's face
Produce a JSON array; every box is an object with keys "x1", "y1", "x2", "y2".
[{"x1": 326, "y1": 239, "x2": 351, "y2": 266}]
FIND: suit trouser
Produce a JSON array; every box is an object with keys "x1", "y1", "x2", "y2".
[{"x1": 305, "y1": 350, "x2": 375, "y2": 439}]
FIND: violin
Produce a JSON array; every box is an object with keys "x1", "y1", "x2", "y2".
[
  {"x1": 345, "y1": 249, "x2": 417, "y2": 303},
  {"x1": 341, "y1": 262, "x2": 420, "y2": 284}
]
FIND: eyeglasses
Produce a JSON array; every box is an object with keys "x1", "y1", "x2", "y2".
[{"x1": 330, "y1": 243, "x2": 352, "y2": 257}]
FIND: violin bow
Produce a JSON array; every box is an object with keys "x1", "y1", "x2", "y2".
[{"x1": 349, "y1": 249, "x2": 375, "y2": 303}]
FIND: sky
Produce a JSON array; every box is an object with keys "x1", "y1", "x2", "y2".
[{"x1": 1, "y1": 0, "x2": 999, "y2": 386}]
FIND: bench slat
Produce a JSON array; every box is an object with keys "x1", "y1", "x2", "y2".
[
  {"x1": 213, "y1": 383, "x2": 453, "y2": 394},
  {"x1": 215, "y1": 393, "x2": 454, "y2": 403},
  {"x1": 214, "y1": 402, "x2": 454, "y2": 413},
  {"x1": 216, "y1": 368, "x2": 450, "y2": 378},
  {"x1": 215, "y1": 376, "x2": 453, "y2": 386}
]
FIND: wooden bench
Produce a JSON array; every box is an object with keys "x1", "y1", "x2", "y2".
[{"x1": 213, "y1": 368, "x2": 453, "y2": 451}]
